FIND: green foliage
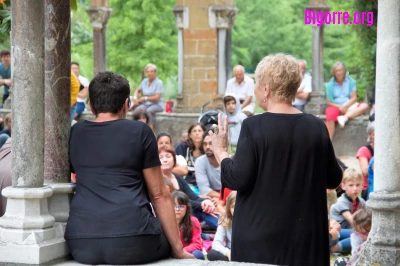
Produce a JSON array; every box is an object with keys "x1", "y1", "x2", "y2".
[
  {"x1": 232, "y1": 0, "x2": 312, "y2": 73},
  {"x1": 106, "y1": 0, "x2": 178, "y2": 97},
  {"x1": 0, "y1": 0, "x2": 11, "y2": 46}
]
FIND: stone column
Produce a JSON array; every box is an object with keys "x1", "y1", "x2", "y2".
[
  {"x1": 86, "y1": 0, "x2": 112, "y2": 76},
  {"x1": 172, "y1": 6, "x2": 189, "y2": 107},
  {"x1": 355, "y1": 1, "x2": 400, "y2": 264},
  {"x1": 210, "y1": 6, "x2": 238, "y2": 96},
  {"x1": 304, "y1": 1, "x2": 330, "y2": 115},
  {"x1": 0, "y1": 0, "x2": 67, "y2": 264},
  {"x1": 44, "y1": 0, "x2": 75, "y2": 233}
]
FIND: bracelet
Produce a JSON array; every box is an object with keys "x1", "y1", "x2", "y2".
[{"x1": 145, "y1": 96, "x2": 148, "y2": 101}]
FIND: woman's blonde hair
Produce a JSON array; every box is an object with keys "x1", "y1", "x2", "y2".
[
  {"x1": 218, "y1": 191, "x2": 237, "y2": 229},
  {"x1": 254, "y1": 53, "x2": 302, "y2": 102}
]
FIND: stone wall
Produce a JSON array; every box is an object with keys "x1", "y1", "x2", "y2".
[
  {"x1": 0, "y1": 109, "x2": 368, "y2": 156},
  {"x1": 174, "y1": 0, "x2": 237, "y2": 113}
]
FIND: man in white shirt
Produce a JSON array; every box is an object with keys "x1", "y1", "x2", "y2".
[
  {"x1": 292, "y1": 59, "x2": 312, "y2": 112},
  {"x1": 225, "y1": 65, "x2": 255, "y2": 116},
  {"x1": 71, "y1": 62, "x2": 89, "y2": 119}
]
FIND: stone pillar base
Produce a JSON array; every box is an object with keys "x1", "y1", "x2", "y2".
[
  {"x1": 0, "y1": 186, "x2": 69, "y2": 264},
  {"x1": 355, "y1": 192, "x2": 400, "y2": 266},
  {"x1": 47, "y1": 183, "x2": 75, "y2": 226},
  {"x1": 304, "y1": 91, "x2": 326, "y2": 115}
]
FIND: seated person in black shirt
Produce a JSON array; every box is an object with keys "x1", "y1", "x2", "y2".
[{"x1": 65, "y1": 71, "x2": 193, "y2": 265}]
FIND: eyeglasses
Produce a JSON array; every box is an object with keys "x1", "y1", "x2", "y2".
[{"x1": 174, "y1": 205, "x2": 186, "y2": 210}]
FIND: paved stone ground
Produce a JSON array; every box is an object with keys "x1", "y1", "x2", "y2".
[{"x1": 50, "y1": 258, "x2": 273, "y2": 266}]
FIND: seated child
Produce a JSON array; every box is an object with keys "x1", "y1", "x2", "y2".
[
  {"x1": 223, "y1": 94, "x2": 247, "y2": 155},
  {"x1": 333, "y1": 208, "x2": 372, "y2": 266},
  {"x1": 330, "y1": 168, "x2": 365, "y2": 254},
  {"x1": 208, "y1": 191, "x2": 236, "y2": 261},
  {"x1": 331, "y1": 168, "x2": 366, "y2": 229},
  {"x1": 172, "y1": 191, "x2": 204, "y2": 260}
]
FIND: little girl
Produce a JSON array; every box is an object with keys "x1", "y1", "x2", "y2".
[
  {"x1": 172, "y1": 191, "x2": 204, "y2": 260},
  {"x1": 334, "y1": 208, "x2": 372, "y2": 266},
  {"x1": 207, "y1": 191, "x2": 237, "y2": 261}
]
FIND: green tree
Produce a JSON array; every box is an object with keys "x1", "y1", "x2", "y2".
[{"x1": 107, "y1": 0, "x2": 177, "y2": 98}]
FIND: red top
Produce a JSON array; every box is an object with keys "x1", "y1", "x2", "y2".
[
  {"x1": 356, "y1": 146, "x2": 373, "y2": 190},
  {"x1": 220, "y1": 187, "x2": 233, "y2": 202},
  {"x1": 180, "y1": 216, "x2": 203, "y2": 253}
]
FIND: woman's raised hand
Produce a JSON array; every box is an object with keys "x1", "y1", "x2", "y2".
[{"x1": 209, "y1": 113, "x2": 229, "y2": 156}]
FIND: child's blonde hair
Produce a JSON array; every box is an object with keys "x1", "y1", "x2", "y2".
[
  {"x1": 352, "y1": 208, "x2": 372, "y2": 233},
  {"x1": 342, "y1": 168, "x2": 363, "y2": 184},
  {"x1": 218, "y1": 191, "x2": 237, "y2": 229}
]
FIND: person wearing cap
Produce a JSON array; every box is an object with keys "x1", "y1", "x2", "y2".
[{"x1": 356, "y1": 121, "x2": 375, "y2": 200}]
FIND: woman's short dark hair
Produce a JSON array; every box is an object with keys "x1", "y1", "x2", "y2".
[
  {"x1": 157, "y1": 131, "x2": 172, "y2": 142},
  {"x1": 89, "y1": 72, "x2": 130, "y2": 116},
  {"x1": 132, "y1": 109, "x2": 149, "y2": 123},
  {"x1": 184, "y1": 123, "x2": 206, "y2": 153}
]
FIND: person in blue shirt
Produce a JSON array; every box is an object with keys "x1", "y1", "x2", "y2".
[
  {"x1": 325, "y1": 62, "x2": 369, "y2": 140},
  {"x1": 0, "y1": 50, "x2": 12, "y2": 106},
  {"x1": 368, "y1": 157, "x2": 375, "y2": 199}
]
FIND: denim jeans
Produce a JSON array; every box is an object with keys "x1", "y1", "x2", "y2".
[
  {"x1": 70, "y1": 104, "x2": 77, "y2": 121},
  {"x1": 191, "y1": 250, "x2": 204, "y2": 260},
  {"x1": 192, "y1": 208, "x2": 219, "y2": 230},
  {"x1": 337, "y1": 228, "x2": 352, "y2": 253},
  {"x1": 0, "y1": 133, "x2": 9, "y2": 148}
]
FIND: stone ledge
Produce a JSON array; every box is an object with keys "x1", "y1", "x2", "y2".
[
  {"x1": 0, "y1": 109, "x2": 370, "y2": 156},
  {"x1": 51, "y1": 258, "x2": 273, "y2": 266}
]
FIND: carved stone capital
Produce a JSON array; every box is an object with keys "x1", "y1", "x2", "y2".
[
  {"x1": 209, "y1": 6, "x2": 239, "y2": 29},
  {"x1": 86, "y1": 6, "x2": 113, "y2": 30},
  {"x1": 172, "y1": 7, "x2": 189, "y2": 29}
]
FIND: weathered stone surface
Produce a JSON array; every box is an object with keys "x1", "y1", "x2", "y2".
[
  {"x1": 11, "y1": 0, "x2": 45, "y2": 188},
  {"x1": 86, "y1": 6, "x2": 112, "y2": 76},
  {"x1": 44, "y1": 0, "x2": 71, "y2": 184},
  {"x1": 355, "y1": 0, "x2": 400, "y2": 264}
]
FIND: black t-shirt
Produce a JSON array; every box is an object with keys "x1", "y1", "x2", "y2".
[{"x1": 65, "y1": 119, "x2": 162, "y2": 239}]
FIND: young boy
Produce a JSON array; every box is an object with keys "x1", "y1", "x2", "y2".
[
  {"x1": 330, "y1": 168, "x2": 366, "y2": 229},
  {"x1": 223, "y1": 94, "x2": 247, "y2": 154}
]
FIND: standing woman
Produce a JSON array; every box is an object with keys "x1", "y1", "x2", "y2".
[
  {"x1": 132, "y1": 63, "x2": 164, "y2": 130},
  {"x1": 65, "y1": 72, "x2": 193, "y2": 264},
  {"x1": 175, "y1": 123, "x2": 206, "y2": 186},
  {"x1": 209, "y1": 54, "x2": 342, "y2": 265}
]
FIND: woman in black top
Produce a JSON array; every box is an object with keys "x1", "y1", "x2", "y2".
[
  {"x1": 209, "y1": 54, "x2": 343, "y2": 266},
  {"x1": 175, "y1": 123, "x2": 206, "y2": 185},
  {"x1": 65, "y1": 72, "x2": 193, "y2": 265}
]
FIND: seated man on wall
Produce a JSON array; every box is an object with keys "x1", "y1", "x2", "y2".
[
  {"x1": 195, "y1": 133, "x2": 221, "y2": 205},
  {"x1": 292, "y1": 59, "x2": 312, "y2": 112},
  {"x1": 225, "y1": 65, "x2": 255, "y2": 116}
]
